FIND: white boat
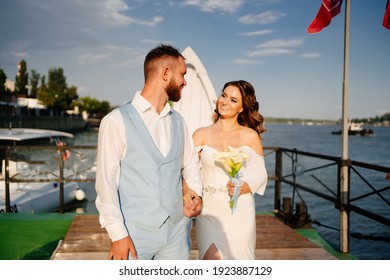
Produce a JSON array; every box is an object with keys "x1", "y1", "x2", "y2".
[
  {"x1": 0, "y1": 128, "x2": 74, "y2": 145},
  {"x1": 0, "y1": 128, "x2": 90, "y2": 213},
  {"x1": 172, "y1": 46, "x2": 218, "y2": 135},
  {"x1": 331, "y1": 122, "x2": 374, "y2": 136}
]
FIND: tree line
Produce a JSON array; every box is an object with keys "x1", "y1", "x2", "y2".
[
  {"x1": 0, "y1": 60, "x2": 112, "y2": 119},
  {"x1": 351, "y1": 113, "x2": 390, "y2": 124}
]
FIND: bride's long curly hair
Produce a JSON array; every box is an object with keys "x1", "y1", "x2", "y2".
[{"x1": 212, "y1": 80, "x2": 267, "y2": 138}]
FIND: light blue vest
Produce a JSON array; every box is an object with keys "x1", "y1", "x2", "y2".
[{"x1": 118, "y1": 102, "x2": 185, "y2": 228}]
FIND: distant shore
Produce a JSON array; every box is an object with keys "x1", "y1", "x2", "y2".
[
  {"x1": 265, "y1": 117, "x2": 337, "y2": 125},
  {"x1": 2, "y1": 115, "x2": 387, "y2": 132},
  {"x1": 265, "y1": 117, "x2": 388, "y2": 127},
  {"x1": 1, "y1": 115, "x2": 88, "y2": 133}
]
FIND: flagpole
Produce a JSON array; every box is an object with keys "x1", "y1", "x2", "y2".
[{"x1": 340, "y1": 0, "x2": 350, "y2": 254}]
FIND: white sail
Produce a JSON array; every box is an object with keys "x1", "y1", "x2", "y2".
[{"x1": 173, "y1": 46, "x2": 218, "y2": 135}]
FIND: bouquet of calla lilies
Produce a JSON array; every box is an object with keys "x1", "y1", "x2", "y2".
[{"x1": 213, "y1": 146, "x2": 250, "y2": 214}]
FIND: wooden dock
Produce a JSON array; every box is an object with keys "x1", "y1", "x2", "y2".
[{"x1": 51, "y1": 214, "x2": 339, "y2": 260}]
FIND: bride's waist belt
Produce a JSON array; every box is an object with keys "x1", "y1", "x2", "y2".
[{"x1": 203, "y1": 185, "x2": 228, "y2": 194}]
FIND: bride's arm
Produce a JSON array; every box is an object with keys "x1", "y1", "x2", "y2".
[
  {"x1": 242, "y1": 131, "x2": 268, "y2": 195},
  {"x1": 243, "y1": 152, "x2": 268, "y2": 195}
]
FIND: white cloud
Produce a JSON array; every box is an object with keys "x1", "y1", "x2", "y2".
[
  {"x1": 140, "y1": 39, "x2": 174, "y2": 45},
  {"x1": 243, "y1": 38, "x2": 302, "y2": 59},
  {"x1": 111, "y1": 56, "x2": 145, "y2": 68},
  {"x1": 240, "y1": 30, "x2": 273, "y2": 36},
  {"x1": 128, "y1": 16, "x2": 164, "y2": 27},
  {"x1": 98, "y1": 0, "x2": 132, "y2": 26},
  {"x1": 239, "y1": 11, "x2": 286, "y2": 24},
  {"x1": 104, "y1": 44, "x2": 135, "y2": 54},
  {"x1": 0, "y1": 0, "x2": 166, "y2": 55},
  {"x1": 29, "y1": 0, "x2": 163, "y2": 28},
  {"x1": 232, "y1": 58, "x2": 263, "y2": 65},
  {"x1": 181, "y1": 0, "x2": 245, "y2": 13},
  {"x1": 94, "y1": 0, "x2": 164, "y2": 27},
  {"x1": 256, "y1": 39, "x2": 303, "y2": 48},
  {"x1": 300, "y1": 53, "x2": 321, "y2": 58},
  {"x1": 78, "y1": 53, "x2": 113, "y2": 64},
  {"x1": 248, "y1": 48, "x2": 293, "y2": 57}
]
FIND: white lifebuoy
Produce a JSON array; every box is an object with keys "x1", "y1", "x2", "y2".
[{"x1": 75, "y1": 189, "x2": 86, "y2": 201}]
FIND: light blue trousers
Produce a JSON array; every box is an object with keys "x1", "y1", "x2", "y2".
[{"x1": 127, "y1": 216, "x2": 192, "y2": 260}]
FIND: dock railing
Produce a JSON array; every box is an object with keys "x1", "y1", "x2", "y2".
[
  {"x1": 1, "y1": 145, "x2": 389, "y2": 254},
  {"x1": 263, "y1": 147, "x2": 390, "y2": 254},
  {"x1": 0, "y1": 145, "x2": 96, "y2": 214}
]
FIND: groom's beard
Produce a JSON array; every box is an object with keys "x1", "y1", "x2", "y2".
[{"x1": 166, "y1": 79, "x2": 183, "y2": 102}]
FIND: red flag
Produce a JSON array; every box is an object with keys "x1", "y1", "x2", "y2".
[
  {"x1": 383, "y1": 0, "x2": 390, "y2": 30},
  {"x1": 308, "y1": 0, "x2": 343, "y2": 34}
]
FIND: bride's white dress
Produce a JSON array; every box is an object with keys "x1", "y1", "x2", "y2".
[{"x1": 196, "y1": 145, "x2": 267, "y2": 260}]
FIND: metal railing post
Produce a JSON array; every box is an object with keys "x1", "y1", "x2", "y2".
[
  {"x1": 274, "y1": 148, "x2": 282, "y2": 211},
  {"x1": 5, "y1": 147, "x2": 11, "y2": 212},
  {"x1": 59, "y1": 147, "x2": 65, "y2": 214}
]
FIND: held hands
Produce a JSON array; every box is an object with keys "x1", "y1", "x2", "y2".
[
  {"x1": 108, "y1": 236, "x2": 137, "y2": 260},
  {"x1": 183, "y1": 188, "x2": 202, "y2": 218},
  {"x1": 182, "y1": 181, "x2": 202, "y2": 218}
]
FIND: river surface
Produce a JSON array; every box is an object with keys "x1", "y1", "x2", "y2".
[{"x1": 70, "y1": 124, "x2": 390, "y2": 260}]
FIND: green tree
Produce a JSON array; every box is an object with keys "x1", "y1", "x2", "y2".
[
  {"x1": 351, "y1": 112, "x2": 390, "y2": 124},
  {"x1": 36, "y1": 68, "x2": 78, "y2": 111},
  {"x1": 73, "y1": 96, "x2": 112, "y2": 118},
  {"x1": 15, "y1": 60, "x2": 29, "y2": 97},
  {"x1": 30, "y1": 65, "x2": 111, "y2": 117},
  {"x1": 97, "y1": 101, "x2": 111, "y2": 118},
  {"x1": 29, "y1": 69, "x2": 40, "y2": 98},
  {"x1": 66, "y1": 86, "x2": 79, "y2": 109},
  {"x1": 0, "y1": 69, "x2": 7, "y2": 94},
  {"x1": 47, "y1": 68, "x2": 67, "y2": 110},
  {"x1": 37, "y1": 75, "x2": 52, "y2": 107}
]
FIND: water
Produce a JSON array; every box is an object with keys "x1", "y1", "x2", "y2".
[
  {"x1": 64, "y1": 129, "x2": 99, "y2": 214},
  {"x1": 71, "y1": 124, "x2": 390, "y2": 260},
  {"x1": 258, "y1": 124, "x2": 390, "y2": 260}
]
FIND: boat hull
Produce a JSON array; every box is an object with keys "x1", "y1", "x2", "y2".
[
  {"x1": 331, "y1": 128, "x2": 374, "y2": 136},
  {"x1": 0, "y1": 180, "x2": 88, "y2": 213}
]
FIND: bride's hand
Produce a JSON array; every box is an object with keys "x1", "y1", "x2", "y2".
[
  {"x1": 227, "y1": 181, "x2": 235, "y2": 196},
  {"x1": 227, "y1": 181, "x2": 252, "y2": 196}
]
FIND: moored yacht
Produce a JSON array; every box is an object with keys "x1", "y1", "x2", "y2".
[{"x1": 0, "y1": 128, "x2": 90, "y2": 213}]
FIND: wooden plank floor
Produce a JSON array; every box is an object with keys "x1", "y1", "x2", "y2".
[{"x1": 51, "y1": 214, "x2": 338, "y2": 260}]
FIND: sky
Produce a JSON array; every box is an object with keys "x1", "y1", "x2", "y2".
[{"x1": 0, "y1": 0, "x2": 389, "y2": 120}]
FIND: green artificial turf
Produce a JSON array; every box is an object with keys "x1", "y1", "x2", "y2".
[
  {"x1": 296, "y1": 228, "x2": 359, "y2": 260},
  {"x1": 0, "y1": 213, "x2": 75, "y2": 260}
]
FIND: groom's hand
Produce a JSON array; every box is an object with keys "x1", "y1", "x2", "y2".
[
  {"x1": 108, "y1": 236, "x2": 137, "y2": 260},
  {"x1": 183, "y1": 188, "x2": 202, "y2": 218}
]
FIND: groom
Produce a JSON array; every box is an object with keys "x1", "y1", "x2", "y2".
[{"x1": 95, "y1": 44, "x2": 203, "y2": 260}]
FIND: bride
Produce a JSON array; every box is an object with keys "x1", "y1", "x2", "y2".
[{"x1": 189, "y1": 80, "x2": 267, "y2": 260}]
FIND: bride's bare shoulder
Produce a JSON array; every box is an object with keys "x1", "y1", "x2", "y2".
[
  {"x1": 241, "y1": 126, "x2": 260, "y2": 139},
  {"x1": 241, "y1": 126, "x2": 263, "y2": 155},
  {"x1": 192, "y1": 125, "x2": 214, "y2": 145},
  {"x1": 193, "y1": 125, "x2": 211, "y2": 136}
]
